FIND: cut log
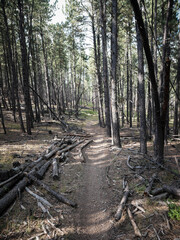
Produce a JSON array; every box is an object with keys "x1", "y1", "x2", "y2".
[
  {"x1": 115, "y1": 185, "x2": 130, "y2": 221},
  {"x1": 36, "y1": 160, "x2": 52, "y2": 180},
  {"x1": 62, "y1": 133, "x2": 91, "y2": 138},
  {"x1": 0, "y1": 159, "x2": 49, "y2": 216},
  {"x1": 44, "y1": 147, "x2": 62, "y2": 160},
  {"x1": 0, "y1": 172, "x2": 24, "y2": 198},
  {"x1": 80, "y1": 140, "x2": 93, "y2": 162},
  {"x1": 27, "y1": 174, "x2": 77, "y2": 208},
  {"x1": 144, "y1": 173, "x2": 157, "y2": 196},
  {"x1": 57, "y1": 139, "x2": 85, "y2": 156},
  {"x1": 152, "y1": 185, "x2": 180, "y2": 198},
  {"x1": 52, "y1": 158, "x2": 59, "y2": 180},
  {"x1": 0, "y1": 177, "x2": 29, "y2": 216},
  {"x1": 127, "y1": 207, "x2": 142, "y2": 237},
  {"x1": 0, "y1": 171, "x2": 22, "y2": 188}
]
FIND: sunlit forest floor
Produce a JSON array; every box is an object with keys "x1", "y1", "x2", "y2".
[{"x1": 0, "y1": 109, "x2": 180, "y2": 239}]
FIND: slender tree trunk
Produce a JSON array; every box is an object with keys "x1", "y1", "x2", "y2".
[
  {"x1": 40, "y1": 27, "x2": 52, "y2": 118},
  {"x1": 129, "y1": 33, "x2": 133, "y2": 128},
  {"x1": 136, "y1": 22, "x2": 147, "y2": 154},
  {"x1": 126, "y1": 38, "x2": 129, "y2": 124},
  {"x1": 100, "y1": 0, "x2": 111, "y2": 136},
  {"x1": 0, "y1": 102, "x2": 6, "y2": 134},
  {"x1": 130, "y1": 0, "x2": 171, "y2": 163},
  {"x1": 111, "y1": 0, "x2": 121, "y2": 147},
  {"x1": 18, "y1": 0, "x2": 32, "y2": 134},
  {"x1": 173, "y1": 21, "x2": 180, "y2": 135},
  {"x1": 91, "y1": 7, "x2": 105, "y2": 127}
]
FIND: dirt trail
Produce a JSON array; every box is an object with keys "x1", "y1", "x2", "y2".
[{"x1": 73, "y1": 121, "x2": 115, "y2": 240}]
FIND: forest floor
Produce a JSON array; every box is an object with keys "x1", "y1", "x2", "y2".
[{"x1": 0, "y1": 110, "x2": 180, "y2": 239}]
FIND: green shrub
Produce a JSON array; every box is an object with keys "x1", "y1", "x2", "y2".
[{"x1": 168, "y1": 202, "x2": 180, "y2": 220}]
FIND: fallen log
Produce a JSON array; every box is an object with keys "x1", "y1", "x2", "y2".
[
  {"x1": 27, "y1": 174, "x2": 77, "y2": 208},
  {"x1": 151, "y1": 187, "x2": 165, "y2": 196},
  {"x1": 144, "y1": 173, "x2": 157, "y2": 196},
  {"x1": 152, "y1": 185, "x2": 180, "y2": 198},
  {"x1": 52, "y1": 158, "x2": 59, "y2": 180},
  {"x1": 127, "y1": 207, "x2": 142, "y2": 237},
  {"x1": 80, "y1": 140, "x2": 93, "y2": 162},
  {"x1": 57, "y1": 139, "x2": 85, "y2": 156},
  {"x1": 0, "y1": 171, "x2": 23, "y2": 188},
  {"x1": 0, "y1": 172, "x2": 24, "y2": 198},
  {"x1": 36, "y1": 160, "x2": 52, "y2": 180},
  {"x1": 163, "y1": 185, "x2": 180, "y2": 197},
  {"x1": 44, "y1": 147, "x2": 62, "y2": 160},
  {"x1": 0, "y1": 177, "x2": 29, "y2": 216},
  {"x1": 115, "y1": 185, "x2": 130, "y2": 221},
  {"x1": 151, "y1": 192, "x2": 169, "y2": 201},
  {"x1": 0, "y1": 159, "x2": 50, "y2": 216}
]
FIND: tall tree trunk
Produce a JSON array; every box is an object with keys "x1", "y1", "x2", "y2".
[
  {"x1": 126, "y1": 38, "x2": 129, "y2": 124},
  {"x1": 1, "y1": 0, "x2": 16, "y2": 122},
  {"x1": 136, "y1": 22, "x2": 147, "y2": 154},
  {"x1": 91, "y1": 5, "x2": 105, "y2": 127},
  {"x1": 40, "y1": 26, "x2": 52, "y2": 118},
  {"x1": 0, "y1": 102, "x2": 6, "y2": 134},
  {"x1": 100, "y1": 0, "x2": 111, "y2": 136},
  {"x1": 111, "y1": 0, "x2": 121, "y2": 147},
  {"x1": 130, "y1": 0, "x2": 171, "y2": 163},
  {"x1": 129, "y1": 33, "x2": 133, "y2": 128},
  {"x1": 18, "y1": 0, "x2": 32, "y2": 135},
  {"x1": 173, "y1": 21, "x2": 180, "y2": 135}
]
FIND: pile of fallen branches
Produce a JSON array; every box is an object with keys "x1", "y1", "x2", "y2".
[
  {"x1": 114, "y1": 155, "x2": 180, "y2": 237},
  {"x1": 0, "y1": 135, "x2": 89, "y2": 216}
]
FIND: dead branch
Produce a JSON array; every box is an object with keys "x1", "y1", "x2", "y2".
[
  {"x1": 25, "y1": 187, "x2": 53, "y2": 208},
  {"x1": 151, "y1": 192, "x2": 169, "y2": 201},
  {"x1": 151, "y1": 187, "x2": 165, "y2": 196},
  {"x1": 127, "y1": 207, "x2": 142, "y2": 237},
  {"x1": 162, "y1": 185, "x2": 180, "y2": 197},
  {"x1": 52, "y1": 158, "x2": 59, "y2": 180},
  {"x1": 127, "y1": 156, "x2": 142, "y2": 171},
  {"x1": 127, "y1": 156, "x2": 134, "y2": 170},
  {"x1": 144, "y1": 173, "x2": 157, "y2": 196},
  {"x1": 152, "y1": 185, "x2": 180, "y2": 198},
  {"x1": 27, "y1": 174, "x2": 77, "y2": 208},
  {"x1": 115, "y1": 185, "x2": 130, "y2": 221},
  {"x1": 145, "y1": 154, "x2": 180, "y2": 177},
  {"x1": 80, "y1": 139, "x2": 93, "y2": 162}
]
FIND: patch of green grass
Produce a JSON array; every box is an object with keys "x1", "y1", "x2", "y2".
[
  {"x1": 79, "y1": 109, "x2": 98, "y2": 120},
  {"x1": 168, "y1": 201, "x2": 180, "y2": 220},
  {"x1": 134, "y1": 184, "x2": 146, "y2": 194}
]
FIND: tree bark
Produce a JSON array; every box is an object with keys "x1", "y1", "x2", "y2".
[
  {"x1": 111, "y1": 0, "x2": 121, "y2": 147},
  {"x1": 100, "y1": 0, "x2": 111, "y2": 137},
  {"x1": 18, "y1": 0, "x2": 33, "y2": 134},
  {"x1": 136, "y1": 20, "x2": 147, "y2": 154},
  {"x1": 130, "y1": 0, "x2": 171, "y2": 163}
]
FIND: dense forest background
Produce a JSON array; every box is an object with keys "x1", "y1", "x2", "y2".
[{"x1": 0, "y1": 0, "x2": 180, "y2": 163}]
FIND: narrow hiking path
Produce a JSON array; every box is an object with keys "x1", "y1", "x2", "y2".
[{"x1": 73, "y1": 120, "x2": 115, "y2": 239}]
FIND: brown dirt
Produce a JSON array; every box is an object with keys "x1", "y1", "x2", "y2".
[{"x1": 0, "y1": 116, "x2": 180, "y2": 240}]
